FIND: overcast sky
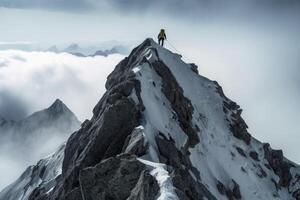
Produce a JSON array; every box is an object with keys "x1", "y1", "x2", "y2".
[{"x1": 0, "y1": 0, "x2": 300, "y2": 188}]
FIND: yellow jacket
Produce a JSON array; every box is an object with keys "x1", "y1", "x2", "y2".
[{"x1": 158, "y1": 30, "x2": 167, "y2": 40}]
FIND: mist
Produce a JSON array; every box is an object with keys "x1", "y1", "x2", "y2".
[
  {"x1": 0, "y1": 51, "x2": 123, "y2": 190},
  {"x1": 0, "y1": 50, "x2": 124, "y2": 121},
  {"x1": 0, "y1": 125, "x2": 74, "y2": 190}
]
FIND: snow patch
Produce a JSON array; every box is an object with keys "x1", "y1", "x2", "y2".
[
  {"x1": 132, "y1": 66, "x2": 141, "y2": 73},
  {"x1": 137, "y1": 158, "x2": 179, "y2": 200}
]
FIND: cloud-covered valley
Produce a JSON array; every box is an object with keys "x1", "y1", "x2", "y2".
[
  {"x1": 0, "y1": 50, "x2": 124, "y2": 121},
  {"x1": 0, "y1": 51, "x2": 124, "y2": 190}
]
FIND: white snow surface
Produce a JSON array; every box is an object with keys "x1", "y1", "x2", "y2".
[
  {"x1": 138, "y1": 158, "x2": 179, "y2": 200},
  {"x1": 130, "y1": 39, "x2": 300, "y2": 200}
]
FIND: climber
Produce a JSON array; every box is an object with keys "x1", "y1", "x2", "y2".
[{"x1": 158, "y1": 29, "x2": 167, "y2": 46}]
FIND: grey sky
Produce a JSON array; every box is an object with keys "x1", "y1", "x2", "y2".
[
  {"x1": 1, "y1": 0, "x2": 300, "y2": 13},
  {"x1": 0, "y1": 0, "x2": 93, "y2": 12}
]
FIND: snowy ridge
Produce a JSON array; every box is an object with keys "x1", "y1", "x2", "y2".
[{"x1": 137, "y1": 157, "x2": 179, "y2": 200}]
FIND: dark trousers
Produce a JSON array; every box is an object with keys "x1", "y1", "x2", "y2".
[{"x1": 159, "y1": 38, "x2": 164, "y2": 46}]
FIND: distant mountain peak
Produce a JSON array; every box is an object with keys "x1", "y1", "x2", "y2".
[
  {"x1": 53, "y1": 98, "x2": 63, "y2": 105},
  {"x1": 49, "y1": 98, "x2": 65, "y2": 109},
  {"x1": 18, "y1": 98, "x2": 80, "y2": 133},
  {"x1": 68, "y1": 43, "x2": 79, "y2": 49},
  {"x1": 46, "y1": 99, "x2": 72, "y2": 115},
  {"x1": 63, "y1": 43, "x2": 80, "y2": 53},
  {"x1": 46, "y1": 45, "x2": 59, "y2": 53}
]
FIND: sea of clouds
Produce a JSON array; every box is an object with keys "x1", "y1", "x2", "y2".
[
  {"x1": 0, "y1": 50, "x2": 124, "y2": 121},
  {"x1": 0, "y1": 50, "x2": 124, "y2": 190}
]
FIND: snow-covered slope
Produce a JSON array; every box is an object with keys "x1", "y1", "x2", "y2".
[
  {"x1": 135, "y1": 40, "x2": 300, "y2": 200},
  {"x1": 122, "y1": 39, "x2": 300, "y2": 200},
  {"x1": 9, "y1": 38, "x2": 300, "y2": 200},
  {"x1": 0, "y1": 144, "x2": 65, "y2": 200}
]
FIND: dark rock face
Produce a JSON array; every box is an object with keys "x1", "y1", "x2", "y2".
[
  {"x1": 190, "y1": 63, "x2": 199, "y2": 74},
  {"x1": 235, "y1": 147, "x2": 246, "y2": 157},
  {"x1": 151, "y1": 60, "x2": 200, "y2": 148},
  {"x1": 122, "y1": 127, "x2": 148, "y2": 156},
  {"x1": 126, "y1": 170, "x2": 159, "y2": 200},
  {"x1": 249, "y1": 151, "x2": 260, "y2": 161},
  {"x1": 216, "y1": 181, "x2": 226, "y2": 195},
  {"x1": 263, "y1": 143, "x2": 292, "y2": 187},
  {"x1": 215, "y1": 82, "x2": 251, "y2": 145},
  {"x1": 216, "y1": 180, "x2": 241, "y2": 200},
  {"x1": 155, "y1": 134, "x2": 216, "y2": 200},
  {"x1": 293, "y1": 189, "x2": 300, "y2": 200},
  {"x1": 60, "y1": 97, "x2": 140, "y2": 196},
  {"x1": 79, "y1": 154, "x2": 153, "y2": 200},
  {"x1": 257, "y1": 165, "x2": 267, "y2": 178}
]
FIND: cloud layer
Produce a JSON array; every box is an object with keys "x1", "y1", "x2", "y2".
[
  {"x1": 0, "y1": 50, "x2": 124, "y2": 190},
  {"x1": 1, "y1": 0, "x2": 299, "y2": 14},
  {"x1": 0, "y1": 0, "x2": 93, "y2": 12},
  {"x1": 0, "y1": 50, "x2": 124, "y2": 121}
]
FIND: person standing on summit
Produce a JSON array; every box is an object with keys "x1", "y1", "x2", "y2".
[{"x1": 158, "y1": 29, "x2": 167, "y2": 46}]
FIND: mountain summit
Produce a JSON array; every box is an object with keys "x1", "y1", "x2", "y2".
[
  {"x1": 46, "y1": 98, "x2": 76, "y2": 118},
  {"x1": 3, "y1": 38, "x2": 300, "y2": 200},
  {"x1": 15, "y1": 99, "x2": 80, "y2": 136},
  {"x1": 0, "y1": 99, "x2": 80, "y2": 142},
  {"x1": 48, "y1": 99, "x2": 67, "y2": 111}
]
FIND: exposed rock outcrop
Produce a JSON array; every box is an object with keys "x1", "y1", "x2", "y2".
[
  {"x1": 263, "y1": 143, "x2": 292, "y2": 187},
  {"x1": 152, "y1": 60, "x2": 200, "y2": 148}
]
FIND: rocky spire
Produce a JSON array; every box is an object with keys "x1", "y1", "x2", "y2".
[{"x1": 47, "y1": 99, "x2": 72, "y2": 116}]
